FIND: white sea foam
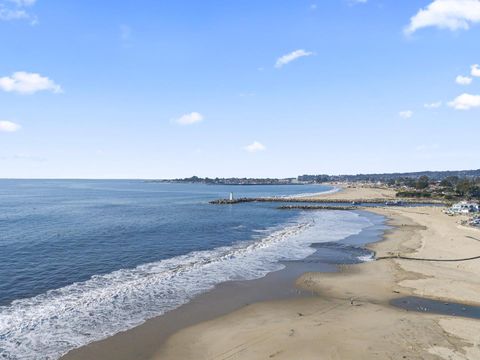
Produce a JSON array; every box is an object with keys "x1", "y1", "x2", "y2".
[
  {"x1": 0, "y1": 211, "x2": 370, "y2": 360},
  {"x1": 357, "y1": 253, "x2": 375, "y2": 262}
]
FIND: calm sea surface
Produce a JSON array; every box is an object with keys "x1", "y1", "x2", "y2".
[{"x1": 0, "y1": 180, "x2": 377, "y2": 359}]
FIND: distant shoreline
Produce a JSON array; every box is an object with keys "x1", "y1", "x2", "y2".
[{"x1": 146, "y1": 181, "x2": 309, "y2": 186}]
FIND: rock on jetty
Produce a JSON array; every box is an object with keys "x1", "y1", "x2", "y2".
[{"x1": 209, "y1": 197, "x2": 445, "y2": 205}]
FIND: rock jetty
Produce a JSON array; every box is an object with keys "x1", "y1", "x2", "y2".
[{"x1": 209, "y1": 197, "x2": 445, "y2": 205}]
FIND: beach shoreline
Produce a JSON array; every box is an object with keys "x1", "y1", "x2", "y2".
[
  {"x1": 62, "y1": 209, "x2": 386, "y2": 360},
  {"x1": 153, "y1": 206, "x2": 480, "y2": 360},
  {"x1": 63, "y1": 186, "x2": 480, "y2": 360},
  {"x1": 61, "y1": 188, "x2": 387, "y2": 360}
]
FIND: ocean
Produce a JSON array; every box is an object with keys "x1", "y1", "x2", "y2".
[{"x1": 0, "y1": 180, "x2": 380, "y2": 359}]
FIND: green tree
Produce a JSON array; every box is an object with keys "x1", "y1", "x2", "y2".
[
  {"x1": 415, "y1": 176, "x2": 430, "y2": 190},
  {"x1": 440, "y1": 176, "x2": 459, "y2": 188},
  {"x1": 456, "y1": 178, "x2": 471, "y2": 196},
  {"x1": 404, "y1": 178, "x2": 416, "y2": 188}
]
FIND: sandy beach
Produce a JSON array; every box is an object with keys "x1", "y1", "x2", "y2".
[
  {"x1": 307, "y1": 183, "x2": 398, "y2": 201},
  {"x1": 63, "y1": 186, "x2": 480, "y2": 360}
]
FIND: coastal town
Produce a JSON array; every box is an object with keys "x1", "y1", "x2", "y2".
[
  {"x1": 173, "y1": 170, "x2": 480, "y2": 230},
  {"x1": 161, "y1": 169, "x2": 480, "y2": 188}
]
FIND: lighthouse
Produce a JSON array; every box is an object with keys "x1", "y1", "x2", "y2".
[{"x1": 229, "y1": 192, "x2": 234, "y2": 201}]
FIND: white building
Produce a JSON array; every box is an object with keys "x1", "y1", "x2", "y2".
[{"x1": 448, "y1": 201, "x2": 479, "y2": 215}]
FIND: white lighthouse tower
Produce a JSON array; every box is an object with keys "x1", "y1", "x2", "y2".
[{"x1": 229, "y1": 192, "x2": 234, "y2": 201}]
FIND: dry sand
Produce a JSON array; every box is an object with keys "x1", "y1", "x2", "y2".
[
  {"x1": 305, "y1": 183, "x2": 397, "y2": 201},
  {"x1": 155, "y1": 207, "x2": 480, "y2": 360}
]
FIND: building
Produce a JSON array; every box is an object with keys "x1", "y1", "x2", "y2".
[{"x1": 445, "y1": 201, "x2": 480, "y2": 215}]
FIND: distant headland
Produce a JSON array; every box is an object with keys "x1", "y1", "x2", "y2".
[
  {"x1": 150, "y1": 169, "x2": 480, "y2": 186},
  {"x1": 148, "y1": 169, "x2": 480, "y2": 202}
]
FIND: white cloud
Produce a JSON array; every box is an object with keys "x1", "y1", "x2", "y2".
[
  {"x1": 244, "y1": 141, "x2": 266, "y2": 153},
  {"x1": 424, "y1": 101, "x2": 442, "y2": 108},
  {"x1": 310, "y1": 4, "x2": 317, "y2": 10},
  {"x1": 399, "y1": 110, "x2": 413, "y2": 119},
  {"x1": 0, "y1": 72, "x2": 62, "y2": 94},
  {"x1": 405, "y1": 0, "x2": 480, "y2": 35},
  {"x1": 471, "y1": 64, "x2": 480, "y2": 77},
  {"x1": 0, "y1": 0, "x2": 37, "y2": 23},
  {"x1": 456, "y1": 75, "x2": 473, "y2": 85},
  {"x1": 174, "y1": 112, "x2": 204, "y2": 125},
  {"x1": 0, "y1": 7, "x2": 27, "y2": 20},
  {"x1": 448, "y1": 93, "x2": 480, "y2": 110},
  {"x1": 275, "y1": 49, "x2": 313, "y2": 68},
  {"x1": 0, "y1": 120, "x2": 21, "y2": 132}
]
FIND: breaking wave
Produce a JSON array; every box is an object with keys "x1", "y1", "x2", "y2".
[{"x1": 0, "y1": 211, "x2": 370, "y2": 360}]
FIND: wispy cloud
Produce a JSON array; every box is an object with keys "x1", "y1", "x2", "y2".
[
  {"x1": 8, "y1": 0, "x2": 37, "y2": 5},
  {"x1": 424, "y1": 101, "x2": 442, "y2": 109},
  {"x1": 448, "y1": 93, "x2": 480, "y2": 110},
  {"x1": 399, "y1": 110, "x2": 413, "y2": 119},
  {"x1": 0, "y1": 7, "x2": 27, "y2": 20},
  {"x1": 13, "y1": 153, "x2": 45, "y2": 161},
  {"x1": 471, "y1": 64, "x2": 480, "y2": 77},
  {"x1": 0, "y1": 0, "x2": 37, "y2": 24},
  {"x1": 244, "y1": 141, "x2": 266, "y2": 153},
  {"x1": 405, "y1": 0, "x2": 480, "y2": 35},
  {"x1": 0, "y1": 71, "x2": 62, "y2": 94},
  {"x1": 0, "y1": 153, "x2": 47, "y2": 162},
  {"x1": 416, "y1": 144, "x2": 439, "y2": 152},
  {"x1": 173, "y1": 112, "x2": 204, "y2": 125},
  {"x1": 275, "y1": 49, "x2": 313, "y2": 68},
  {"x1": 349, "y1": 0, "x2": 367, "y2": 5},
  {"x1": 456, "y1": 75, "x2": 473, "y2": 85},
  {"x1": 0, "y1": 120, "x2": 21, "y2": 132}
]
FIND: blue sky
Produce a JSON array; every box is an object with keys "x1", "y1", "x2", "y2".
[{"x1": 0, "y1": 0, "x2": 479, "y2": 179}]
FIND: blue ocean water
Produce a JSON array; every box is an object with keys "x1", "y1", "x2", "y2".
[{"x1": 0, "y1": 180, "x2": 374, "y2": 359}]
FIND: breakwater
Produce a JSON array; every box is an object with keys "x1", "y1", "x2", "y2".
[{"x1": 209, "y1": 197, "x2": 445, "y2": 205}]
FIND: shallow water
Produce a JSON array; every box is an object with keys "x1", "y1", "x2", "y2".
[{"x1": 391, "y1": 296, "x2": 480, "y2": 319}]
